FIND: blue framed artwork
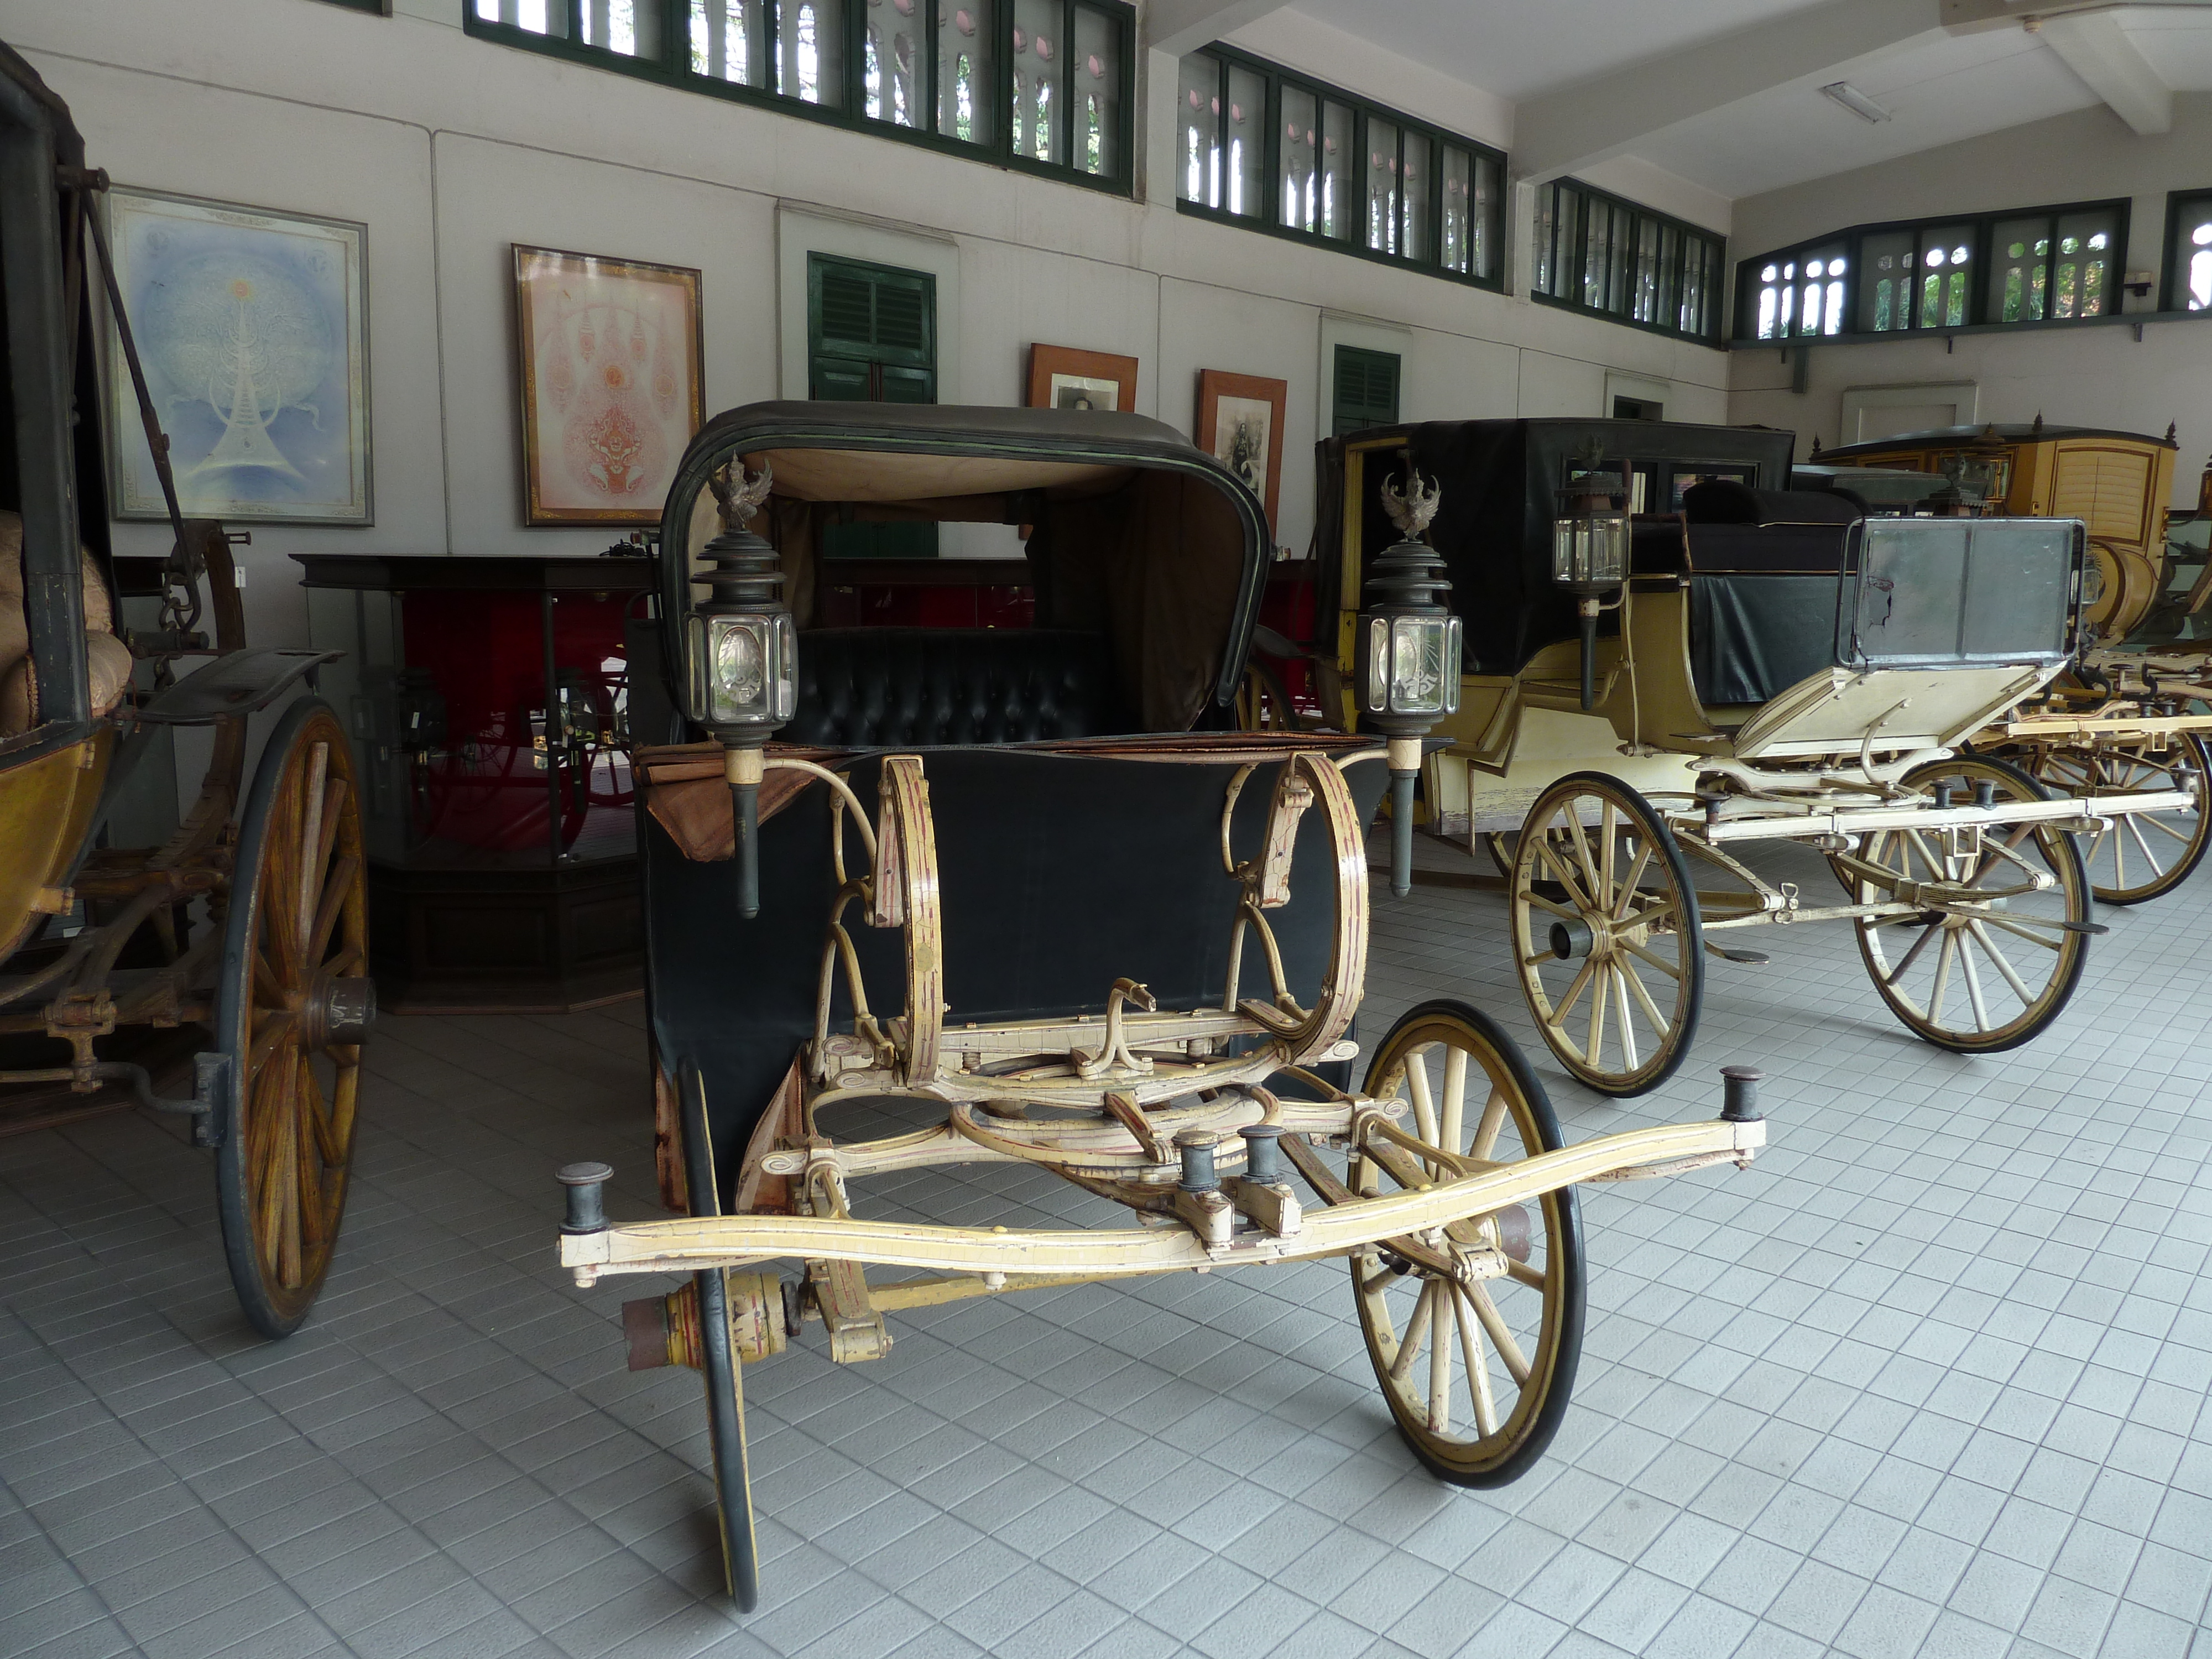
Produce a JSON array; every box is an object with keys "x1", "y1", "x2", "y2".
[{"x1": 103, "y1": 187, "x2": 372, "y2": 524}]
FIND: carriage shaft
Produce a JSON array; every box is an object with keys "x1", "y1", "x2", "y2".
[
  {"x1": 1681, "y1": 789, "x2": 2193, "y2": 845},
  {"x1": 560, "y1": 1116, "x2": 1766, "y2": 1286}
]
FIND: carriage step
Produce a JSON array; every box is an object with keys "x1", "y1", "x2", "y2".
[{"x1": 1705, "y1": 944, "x2": 1771, "y2": 965}]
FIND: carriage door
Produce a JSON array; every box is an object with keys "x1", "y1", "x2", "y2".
[{"x1": 808, "y1": 254, "x2": 938, "y2": 557}]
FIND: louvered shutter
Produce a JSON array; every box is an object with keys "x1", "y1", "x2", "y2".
[
  {"x1": 806, "y1": 254, "x2": 941, "y2": 555},
  {"x1": 1332, "y1": 345, "x2": 1400, "y2": 437}
]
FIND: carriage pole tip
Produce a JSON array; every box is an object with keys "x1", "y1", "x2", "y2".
[
  {"x1": 1389, "y1": 770, "x2": 1417, "y2": 899},
  {"x1": 727, "y1": 747, "x2": 765, "y2": 921}
]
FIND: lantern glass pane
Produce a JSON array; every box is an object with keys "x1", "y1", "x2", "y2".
[
  {"x1": 1443, "y1": 616, "x2": 1462, "y2": 712},
  {"x1": 1389, "y1": 616, "x2": 1447, "y2": 714},
  {"x1": 1365, "y1": 615, "x2": 1389, "y2": 711},
  {"x1": 1552, "y1": 513, "x2": 1630, "y2": 586},
  {"x1": 770, "y1": 612, "x2": 798, "y2": 719}
]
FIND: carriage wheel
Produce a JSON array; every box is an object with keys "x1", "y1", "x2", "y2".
[
  {"x1": 1236, "y1": 659, "x2": 1301, "y2": 732},
  {"x1": 2025, "y1": 735, "x2": 2211, "y2": 904},
  {"x1": 1353, "y1": 1001, "x2": 1584, "y2": 1485},
  {"x1": 1511, "y1": 774, "x2": 1703, "y2": 1097},
  {"x1": 212, "y1": 699, "x2": 373, "y2": 1338},
  {"x1": 1481, "y1": 831, "x2": 1516, "y2": 879},
  {"x1": 1848, "y1": 754, "x2": 2089, "y2": 1053},
  {"x1": 696, "y1": 1267, "x2": 761, "y2": 1610}
]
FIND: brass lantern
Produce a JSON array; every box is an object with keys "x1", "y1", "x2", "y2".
[
  {"x1": 1357, "y1": 472, "x2": 1461, "y2": 898},
  {"x1": 683, "y1": 461, "x2": 795, "y2": 919},
  {"x1": 1551, "y1": 461, "x2": 1630, "y2": 709}
]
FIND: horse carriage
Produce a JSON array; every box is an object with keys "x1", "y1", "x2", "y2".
[
  {"x1": 1319, "y1": 419, "x2": 2191, "y2": 1097},
  {"x1": 1812, "y1": 424, "x2": 2212, "y2": 905},
  {"x1": 550, "y1": 402, "x2": 1770, "y2": 1608},
  {"x1": 0, "y1": 45, "x2": 372, "y2": 1334}
]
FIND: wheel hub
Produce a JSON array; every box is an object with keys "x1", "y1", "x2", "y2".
[{"x1": 299, "y1": 973, "x2": 377, "y2": 1051}]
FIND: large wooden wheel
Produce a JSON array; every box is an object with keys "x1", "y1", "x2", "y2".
[
  {"x1": 2023, "y1": 734, "x2": 2211, "y2": 904},
  {"x1": 1846, "y1": 754, "x2": 2089, "y2": 1054},
  {"x1": 1353, "y1": 1001, "x2": 1584, "y2": 1485},
  {"x1": 1511, "y1": 774, "x2": 1703, "y2": 1097},
  {"x1": 213, "y1": 698, "x2": 373, "y2": 1338}
]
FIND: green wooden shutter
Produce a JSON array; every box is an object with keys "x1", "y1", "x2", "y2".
[
  {"x1": 807, "y1": 254, "x2": 939, "y2": 556},
  {"x1": 1332, "y1": 345, "x2": 1400, "y2": 437}
]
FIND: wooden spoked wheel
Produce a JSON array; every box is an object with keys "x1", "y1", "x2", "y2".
[
  {"x1": 1236, "y1": 659, "x2": 1302, "y2": 733},
  {"x1": 1511, "y1": 774, "x2": 1704, "y2": 1097},
  {"x1": 1353, "y1": 1001, "x2": 1584, "y2": 1485},
  {"x1": 213, "y1": 699, "x2": 372, "y2": 1338},
  {"x1": 1847, "y1": 755, "x2": 2089, "y2": 1053},
  {"x1": 1481, "y1": 831, "x2": 1516, "y2": 879},
  {"x1": 2024, "y1": 735, "x2": 2211, "y2": 904}
]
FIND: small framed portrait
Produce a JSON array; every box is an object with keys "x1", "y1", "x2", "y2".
[
  {"x1": 102, "y1": 187, "x2": 372, "y2": 524},
  {"x1": 1196, "y1": 369, "x2": 1287, "y2": 528},
  {"x1": 514, "y1": 244, "x2": 703, "y2": 526},
  {"x1": 1026, "y1": 343, "x2": 1139, "y2": 415}
]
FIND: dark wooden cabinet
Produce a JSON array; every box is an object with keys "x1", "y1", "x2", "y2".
[{"x1": 295, "y1": 554, "x2": 657, "y2": 1011}]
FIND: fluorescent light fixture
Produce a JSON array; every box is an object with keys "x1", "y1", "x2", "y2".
[{"x1": 1822, "y1": 81, "x2": 1893, "y2": 123}]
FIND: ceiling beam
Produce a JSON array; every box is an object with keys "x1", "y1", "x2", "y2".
[
  {"x1": 1145, "y1": 0, "x2": 1292, "y2": 58},
  {"x1": 1513, "y1": 0, "x2": 1944, "y2": 182},
  {"x1": 2037, "y1": 11, "x2": 2172, "y2": 135}
]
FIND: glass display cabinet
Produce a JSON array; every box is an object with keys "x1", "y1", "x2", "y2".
[{"x1": 294, "y1": 553, "x2": 658, "y2": 1010}]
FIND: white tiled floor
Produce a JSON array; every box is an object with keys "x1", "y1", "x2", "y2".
[{"x1": 4, "y1": 834, "x2": 2211, "y2": 1659}]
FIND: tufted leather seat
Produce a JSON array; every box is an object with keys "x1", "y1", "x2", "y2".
[{"x1": 782, "y1": 628, "x2": 1133, "y2": 748}]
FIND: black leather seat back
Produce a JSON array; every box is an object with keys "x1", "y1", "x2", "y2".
[
  {"x1": 782, "y1": 628, "x2": 1134, "y2": 747},
  {"x1": 1684, "y1": 523, "x2": 1848, "y2": 707}
]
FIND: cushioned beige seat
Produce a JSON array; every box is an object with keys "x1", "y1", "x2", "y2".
[{"x1": 0, "y1": 509, "x2": 133, "y2": 738}]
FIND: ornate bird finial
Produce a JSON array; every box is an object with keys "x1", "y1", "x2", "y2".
[
  {"x1": 708, "y1": 460, "x2": 774, "y2": 529},
  {"x1": 1379, "y1": 471, "x2": 1442, "y2": 543}
]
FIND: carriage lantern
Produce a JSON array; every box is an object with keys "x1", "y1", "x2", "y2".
[
  {"x1": 1551, "y1": 466, "x2": 1630, "y2": 710},
  {"x1": 682, "y1": 462, "x2": 795, "y2": 920},
  {"x1": 1358, "y1": 473, "x2": 1461, "y2": 899}
]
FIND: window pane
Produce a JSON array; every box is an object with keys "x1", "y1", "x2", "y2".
[
  {"x1": 1859, "y1": 229, "x2": 1913, "y2": 331},
  {"x1": 2187, "y1": 204, "x2": 2212, "y2": 311},
  {"x1": 1469, "y1": 152, "x2": 1499, "y2": 279},
  {"x1": 1440, "y1": 146, "x2": 1471, "y2": 274},
  {"x1": 1657, "y1": 223, "x2": 1681, "y2": 326},
  {"x1": 476, "y1": 0, "x2": 559, "y2": 30},
  {"x1": 1607, "y1": 205, "x2": 1632, "y2": 314},
  {"x1": 1320, "y1": 100, "x2": 1352, "y2": 241},
  {"x1": 1282, "y1": 85, "x2": 1319, "y2": 233},
  {"x1": 693, "y1": 0, "x2": 770, "y2": 86},
  {"x1": 1224, "y1": 62, "x2": 1265, "y2": 216},
  {"x1": 1987, "y1": 216, "x2": 2047, "y2": 322},
  {"x1": 1177, "y1": 54, "x2": 1220, "y2": 207},
  {"x1": 1012, "y1": 0, "x2": 1066, "y2": 164},
  {"x1": 937, "y1": 1, "x2": 993, "y2": 143},
  {"x1": 864, "y1": 0, "x2": 922, "y2": 126},
  {"x1": 1400, "y1": 129, "x2": 1430, "y2": 263},
  {"x1": 1581, "y1": 194, "x2": 1610, "y2": 309},
  {"x1": 1366, "y1": 118, "x2": 1400, "y2": 254},
  {"x1": 1632, "y1": 217, "x2": 1659, "y2": 322},
  {"x1": 778, "y1": 0, "x2": 842, "y2": 105},
  {"x1": 1681, "y1": 237, "x2": 1713, "y2": 336},
  {"x1": 1532, "y1": 185, "x2": 1556, "y2": 295},
  {"x1": 1554, "y1": 186, "x2": 1582, "y2": 300},
  {"x1": 2053, "y1": 208, "x2": 2117, "y2": 318},
  {"x1": 1072, "y1": 6, "x2": 1119, "y2": 175},
  {"x1": 1916, "y1": 228, "x2": 1971, "y2": 327},
  {"x1": 578, "y1": 0, "x2": 661, "y2": 54}
]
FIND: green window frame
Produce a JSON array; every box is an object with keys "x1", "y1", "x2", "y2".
[
  {"x1": 808, "y1": 254, "x2": 938, "y2": 556},
  {"x1": 1173, "y1": 44, "x2": 1505, "y2": 293},
  {"x1": 1331, "y1": 345, "x2": 1400, "y2": 437},
  {"x1": 2162, "y1": 188, "x2": 2212, "y2": 314},
  {"x1": 463, "y1": 0, "x2": 1135, "y2": 197},
  {"x1": 312, "y1": 0, "x2": 389, "y2": 11},
  {"x1": 1738, "y1": 197, "x2": 2128, "y2": 342},
  {"x1": 1531, "y1": 178, "x2": 1724, "y2": 346}
]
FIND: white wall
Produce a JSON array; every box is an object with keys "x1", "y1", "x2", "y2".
[
  {"x1": 1728, "y1": 93, "x2": 2212, "y2": 505},
  {"x1": 6, "y1": 0, "x2": 1732, "y2": 644}
]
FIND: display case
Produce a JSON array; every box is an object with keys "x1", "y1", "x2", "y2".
[{"x1": 295, "y1": 554, "x2": 657, "y2": 1010}]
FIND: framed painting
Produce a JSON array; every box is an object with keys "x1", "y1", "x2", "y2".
[
  {"x1": 1026, "y1": 344, "x2": 1139, "y2": 415},
  {"x1": 514, "y1": 245, "x2": 703, "y2": 526},
  {"x1": 102, "y1": 187, "x2": 371, "y2": 524},
  {"x1": 1196, "y1": 369, "x2": 1286, "y2": 528}
]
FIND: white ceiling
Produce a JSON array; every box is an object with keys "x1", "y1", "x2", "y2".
[{"x1": 1280, "y1": 0, "x2": 2212, "y2": 199}]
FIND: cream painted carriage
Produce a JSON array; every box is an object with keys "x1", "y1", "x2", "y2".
[{"x1": 1318, "y1": 420, "x2": 2188, "y2": 1097}]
